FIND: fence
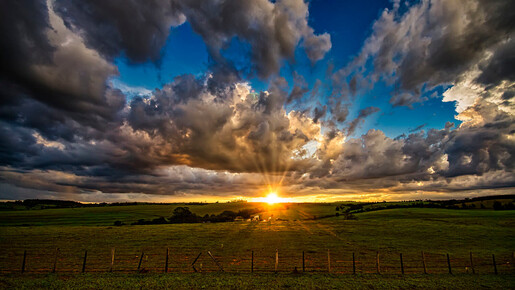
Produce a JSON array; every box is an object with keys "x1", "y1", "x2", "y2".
[{"x1": 1, "y1": 248, "x2": 514, "y2": 275}]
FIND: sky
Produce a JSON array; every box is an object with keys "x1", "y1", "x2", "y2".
[{"x1": 0, "y1": 0, "x2": 514, "y2": 203}]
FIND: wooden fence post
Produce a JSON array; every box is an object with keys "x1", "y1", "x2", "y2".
[
  {"x1": 21, "y1": 250, "x2": 27, "y2": 273},
  {"x1": 492, "y1": 254, "x2": 498, "y2": 275},
  {"x1": 446, "y1": 253, "x2": 452, "y2": 275},
  {"x1": 137, "y1": 251, "x2": 144, "y2": 272},
  {"x1": 400, "y1": 253, "x2": 404, "y2": 275},
  {"x1": 275, "y1": 249, "x2": 278, "y2": 273},
  {"x1": 207, "y1": 251, "x2": 224, "y2": 272},
  {"x1": 52, "y1": 248, "x2": 59, "y2": 273},
  {"x1": 352, "y1": 252, "x2": 356, "y2": 274},
  {"x1": 469, "y1": 252, "x2": 475, "y2": 274},
  {"x1": 302, "y1": 251, "x2": 305, "y2": 272},
  {"x1": 251, "y1": 251, "x2": 254, "y2": 273},
  {"x1": 82, "y1": 250, "x2": 87, "y2": 273},
  {"x1": 164, "y1": 248, "x2": 169, "y2": 273},
  {"x1": 191, "y1": 252, "x2": 202, "y2": 272},
  {"x1": 110, "y1": 248, "x2": 115, "y2": 273},
  {"x1": 327, "y1": 249, "x2": 331, "y2": 273},
  {"x1": 376, "y1": 252, "x2": 380, "y2": 274},
  {"x1": 421, "y1": 251, "x2": 427, "y2": 274}
]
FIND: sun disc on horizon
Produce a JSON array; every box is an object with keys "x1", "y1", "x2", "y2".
[{"x1": 265, "y1": 192, "x2": 281, "y2": 204}]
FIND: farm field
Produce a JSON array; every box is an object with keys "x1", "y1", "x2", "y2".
[
  {"x1": 0, "y1": 202, "x2": 514, "y2": 288},
  {"x1": 0, "y1": 203, "x2": 514, "y2": 278},
  {"x1": 0, "y1": 202, "x2": 338, "y2": 226}
]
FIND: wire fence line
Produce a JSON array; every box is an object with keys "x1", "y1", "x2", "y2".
[{"x1": 1, "y1": 248, "x2": 513, "y2": 275}]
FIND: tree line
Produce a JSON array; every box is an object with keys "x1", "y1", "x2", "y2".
[{"x1": 114, "y1": 207, "x2": 263, "y2": 226}]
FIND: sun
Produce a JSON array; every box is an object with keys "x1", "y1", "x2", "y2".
[{"x1": 265, "y1": 192, "x2": 281, "y2": 204}]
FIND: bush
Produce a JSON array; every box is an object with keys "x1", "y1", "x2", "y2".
[
  {"x1": 131, "y1": 207, "x2": 264, "y2": 225},
  {"x1": 493, "y1": 201, "x2": 503, "y2": 210}
]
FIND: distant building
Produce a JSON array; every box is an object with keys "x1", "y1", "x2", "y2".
[
  {"x1": 234, "y1": 216, "x2": 244, "y2": 221},
  {"x1": 252, "y1": 215, "x2": 260, "y2": 221}
]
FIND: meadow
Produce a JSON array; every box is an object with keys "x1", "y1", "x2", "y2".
[{"x1": 0, "y1": 201, "x2": 514, "y2": 288}]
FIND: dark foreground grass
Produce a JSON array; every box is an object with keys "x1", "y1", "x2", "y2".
[{"x1": 1, "y1": 273, "x2": 513, "y2": 289}]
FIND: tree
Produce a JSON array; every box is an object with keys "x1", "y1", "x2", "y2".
[
  {"x1": 169, "y1": 207, "x2": 199, "y2": 223},
  {"x1": 493, "y1": 201, "x2": 503, "y2": 210}
]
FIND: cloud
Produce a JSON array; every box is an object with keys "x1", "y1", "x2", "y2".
[
  {"x1": 329, "y1": 100, "x2": 350, "y2": 123},
  {"x1": 126, "y1": 76, "x2": 320, "y2": 173},
  {"x1": 0, "y1": 1, "x2": 54, "y2": 81},
  {"x1": 313, "y1": 106, "x2": 327, "y2": 124},
  {"x1": 299, "y1": 106, "x2": 514, "y2": 193},
  {"x1": 56, "y1": 0, "x2": 332, "y2": 77},
  {"x1": 476, "y1": 38, "x2": 515, "y2": 86},
  {"x1": 346, "y1": 106, "x2": 380, "y2": 136},
  {"x1": 0, "y1": 0, "x2": 123, "y2": 128},
  {"x1": 336, "y1": 0, "x2": 515, "y2": 107},
  {"x1": 175, "y1": 0, "x2": 331, "y2": 78},
  {"x1": 0, "y1": 0, "x2": 513, "y2": 201},
  {"x1": 286, "y1": 71, "x2": 309, "y2": 104},
  {"x1": 409, "y1": 124, "x2": 427, "y2": 133},
  {"x1": 54, "y1": 0, "x2": 186, "y2": 63}
]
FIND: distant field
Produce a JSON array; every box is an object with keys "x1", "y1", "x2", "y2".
[
  {"x1": 0, "y1": 202, "x2": 339, "y2": 226},
  {"x1": 0, "y1": 204, "x2": 514, "y2": 276}
]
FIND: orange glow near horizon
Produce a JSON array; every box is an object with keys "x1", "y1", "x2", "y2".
[{"x1": 251, "y1": 190, "x2": 292, "y2": 204}]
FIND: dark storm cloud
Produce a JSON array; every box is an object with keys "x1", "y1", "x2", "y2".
[
  {"x1": 443, "y1": 102, "x2": 515, "y2": 178},
  {"x1": 56, "y1": 0, "x2": 332, "y2": 79},
  {"x1": 0, "y1": 0, "x2": 123, "y2": 126},
  {"x1": 2, "y1": 0, "x2": 331, "y2": 121},
  {"x1": 476, "y1": 38, "x2": 515, "y2": 86},
  {"x1": 0, "y1": 1, "x2": 53, "y2": 80},
  {"x1": 175, "y1": 0, "x2": 331, "y2": 78},
  {"x1": 54, "y1": 0, "x2": 185, "y2": 63}
]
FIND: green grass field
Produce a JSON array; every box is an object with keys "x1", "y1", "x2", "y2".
[
  {"x1": 0, "y1": 202, "x2": 514, "y2": 288},
  {"x1": 1, "y1": 273, "x2": 514, "y2": 289},
  {"x1": 0, "y1": 202, "x2": 340, "y2": 226}
]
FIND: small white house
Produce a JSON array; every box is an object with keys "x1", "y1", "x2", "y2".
[{"x1": 252, "y1": 215, "x2": 260, "y2": 221}]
